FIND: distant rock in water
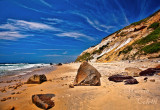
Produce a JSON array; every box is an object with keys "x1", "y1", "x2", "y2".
[
  {"x1": 27, "y1": 74, "x2": 47, "y2": 84},
  {"x1": 139, "y1": 68, "x2": 160, "y2": 76},
  {"x1": 74, "y1": 61, "x2": 101, "y2": 86},
  {"x1": 108, "y1": 74, "x2": 133, "y2": 82},
  {"x1": 57, "y1": 63, "x2": 62, "y2": 66},
  {"x1": 124, "y1": 79, "x2": 139, "y2": 84},
  {"x1": 32, "y1": 94, "x2": 55, "y2": 109}
]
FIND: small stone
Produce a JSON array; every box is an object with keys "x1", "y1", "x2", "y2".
[
  {"x1": 9, "y1": 106, "x2": 15, "y2": 110},
  {"x1": 69, "y1": 84, "x2": 74, "y2": 88},
  {"x1": 1, "y1": 98, "x2": 7, "y2": 101},
  {"x1": 57, "y1": 63, "x2": 62, "y2": 66},
  {"x1": 1, "y1": 97, "x2": 11, "y2": 102},
  {"x1": 11, "y1": 92, "x2": 15, "y2": 95},
  {"x1": 6, "y1": 80, "x2": 12, "y2": 83},
  {"x1": 150, "y1": 79, "x2": 155, "y2": 82},
  {"x1": 144, "y1": 77, "x2": 148, "y2": 82},
  {"x1": 16, "y1": 92, "x2": 21, "y2": 94},
  {"x1": 0, "y1": 88, "x2": 6, "y2": 93}
]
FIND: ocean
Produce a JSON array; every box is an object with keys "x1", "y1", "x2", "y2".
[{"x1": 0, "y1": 63, "x2": 50, "y2": 76}]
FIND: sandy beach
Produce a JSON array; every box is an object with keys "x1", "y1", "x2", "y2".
[{"x1": 0, "y1": 60, "x2": 160, "y2": 110}]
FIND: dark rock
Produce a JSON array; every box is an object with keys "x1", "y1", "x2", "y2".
[
  {"x1": 16, "y1": 92, "x2": 21, "y2": 94},
  {"x1": 1, "y1": 97, "x2": 11, "y2": 102},
  {"x1": 144, "y1": 77, "x2": 148, "y2": 80},
  {"x1": 150, "y1": 79, "x2": 155, "y2": 82},
  {"x1": 50, "y1": 63, "x2": 53, "y2": 65},
  {"x1": 14, "y1": 83, "x2": 22, "y2": 89},
  {"x1": 139, "y1": 68, "x2": 160, "y2": 76},
  {"x1": 108, "y1": 74, "x2": 133, "y2": 82},
  {"x1": 6, "y1": 80, "x2": 12, "y2": 83},
  {"x1": 0, "y1": 88, "x2": 6, "y2": 93},
  {"x1": 11, "y1": 92, "x2": 15, "y2": 95},
  {"x1": 27, "y1": 74, "x2": 47, "y2": 84},
  {"x1": 74, "y1": 61, "x2": 101, "y2": 86},
  {"x1": 124, "y1": 79, "x2": 139, "y2": 84},
  {"x1": 144, "y1": 77, "x2": 148, "y2": 82},
  {"x1": 134, "y1": 26, "x2": 147, "y2": 32},
  {"x1": 57, "y1": 63, "x2": 62, "y2": 66},
  {"x1": 32, "y1": 94, "x2": 55, "y2": 109},
  {"x1": 69, "y1": 84, "x2": 74, "y2": 88},
  {"x1": 9, "y1": 106, "x2": 15, "y2": 110}
]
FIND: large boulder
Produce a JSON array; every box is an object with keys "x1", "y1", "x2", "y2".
[
  {"x1": 32, "y1": 94, "x2": 55, "y2": 109},
  {"x1": 139, "y1": 68, "x2": 160, "y2": 76},
  {"x1": 125, "y1": 67, "x2": 142, "y2": 77},
  {"x1": 74, "y1": 61, "x2": 101, "y2": 86},
  {"x1": 108, "y1": 74, "x2": 133, "y2": 82},
  {"x1": 27, "y1": 74, "x2": 47, "y2": 84}
]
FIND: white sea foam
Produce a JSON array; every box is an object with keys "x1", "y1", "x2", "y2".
[{"x1": 0, "y1": 63, "x2": 49, "y2": 74}]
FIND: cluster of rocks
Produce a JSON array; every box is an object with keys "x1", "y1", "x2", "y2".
[{"x1": 108, "y1": 64, "x2": 160, "y2": 84}]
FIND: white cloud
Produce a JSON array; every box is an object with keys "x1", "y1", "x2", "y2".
[
  {"x1": 0, "y1": 24, "x2": 18, "y2": 30},
  {"x1": 0, "y1": 19, "x2": 61, "y2": 40},
  {"x1": 71, "y1": 12, "x2": 114, "y2": 33},
  {"x1": 55, "y1": 32, "x2": 94, "y2": 40},
  {"x1": 8, "y1": 19, "x2": 60, "y2": 31},
  {"x1": 43, "y1": 18, "x2": 63, "y2": 23},
  {"x1": 0, "y1": 31, "x2": 29, "y2": 40}
]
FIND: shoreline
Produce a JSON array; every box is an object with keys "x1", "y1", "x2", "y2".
[{"x1": 0, "y1": 61, "x2": 160, "y2": 110}]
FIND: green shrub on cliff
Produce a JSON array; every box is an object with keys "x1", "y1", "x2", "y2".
[
  {"x1": 148, "y1": 22, "x2": 159, "y2": 29},
  {"x1": 135, "y1": 27, "x2": 160, "y2": 44},
  {"x1": 142, "y1": 42, "x2": 160, "y2": 54},
  {"x1": 76, "y1": 52, "x2": 93, "y2": 62}
]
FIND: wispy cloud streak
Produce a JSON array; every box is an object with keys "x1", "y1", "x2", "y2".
[
  {"x1": 39, "y1": 0, "x2": 52, "y2": 8},
  {"x1": 55, "y1": 32, "x2": 94, "y2": 41}
]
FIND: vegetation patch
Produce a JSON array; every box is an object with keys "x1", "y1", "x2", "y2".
[
  {"x1": 141, "y1": 42, "x2": 160, "y2": 54},
  {"x1": 119, "y1": 46, "x2": 133, "y2": 55},
  {"x1": 131, "y1": 18, "x2": 149, "y2": 26},
  {"x1": 148, "y1": 22, "x2": 159, "y2": 29},
  {"x1": 135, "y1": 27, "x2": 160, "y2": 45},
  {"x1": 76, "y1": 52, "x2": 93, "y2": 62},
  {"x1": 92, "y1": 43, "x2": 109, "y2": 55}
]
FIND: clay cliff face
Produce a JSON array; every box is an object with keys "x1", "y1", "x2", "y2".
[{"x1": 76, "y1": 10, "x2": 160, "y2": 62}]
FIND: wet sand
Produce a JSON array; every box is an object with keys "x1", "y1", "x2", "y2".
[{"x1": 0, "y1": 60, "x2": 160, "y2": 110}]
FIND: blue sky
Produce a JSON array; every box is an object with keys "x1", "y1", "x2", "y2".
[{"x1": 0, "y1": 0, "x2": 159, "y2": 63}]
